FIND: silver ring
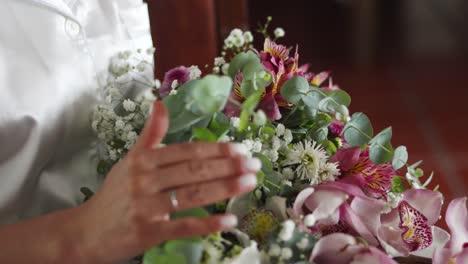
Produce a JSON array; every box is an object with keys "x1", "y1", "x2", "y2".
[{"x1": 169, "y1": 191, "x2": 179, "y2": 209}]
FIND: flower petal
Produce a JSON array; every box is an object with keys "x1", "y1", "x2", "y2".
[
  {"x1": 398, "y1": 201, "x2": 433, "y2": 251},
  {"x1": 352, "y1": 247, "x2": 398, "y2": 264},
  {"x1": 257, "y1": 93, "x2": 282, "y2": 120},
  {"x1": 456, "y1": 246, "x2": 468, "y2": 264},
  {"x1": 412, "y1": 226, "x2": 450, "y2": 258},
  {"x1": 349, "y1": 196, "x2": 387, "y2": 240},
  {"x1": 303, "y1": 189, "x2": 347, "y2": 226},
  {"x1": 446, "y1": 197, "x2": 468, "y2": 256},
  {"x1": 311, "y1": 71, "x2": 330, "y2": 86},
  {"x1": 223, "y1": 93, "x2": 242, "y2": 118},
  {"x1": 310, "y1": 233, "x2": 361, "y2": 264},
  {"x1": 330, "y1": 147, "x2": 361, "y2": 171},
  {"x1": 432, "y1": 248, "x2": 453, "y2": 264},
  {"x1": 293, "y1": 187, "x2": 315, "y2": 216},
  {"x1": 377, "y1": 226, "x2": 410, "y2": 257},
  {"x1": 340, "y1": 203, "x2": 379, "y2": 246},
  {"x1": 403, "y1": 189, "x2": 443, "y2": 225}
]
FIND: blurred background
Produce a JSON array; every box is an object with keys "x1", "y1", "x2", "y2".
[{"x1": 146, "y1": 0, "x2": 468, "y2": 209}]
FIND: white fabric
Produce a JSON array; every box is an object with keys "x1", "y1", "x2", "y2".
[{"x1": 0, "y1": 0, "x2": 153, "y2": 224}]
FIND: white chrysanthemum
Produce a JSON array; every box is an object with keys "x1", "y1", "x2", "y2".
[
  {"x1": 319, "y1": 162, "x2": 340, "y2": 183},
  {"x1": 281, "y1": 248, "x2": 293, "y2": 260},
  {"x1": 282, "y1": 167, "x2": 295, "y2": 180},
  {"x1": 230, "y1": 117, "x2": 241, "y2": 128},
  {"x1": 230, "y1": 28, "x2": 243, "y2": 38},
  {"x1": 271, "y1": 136, "x2": 281, "y2": 151},
  {"x1": 283, "y1": 129, "x2": 293, "y2": 143},
  {"x1": 115, "y1": 119, "x2": 125, "y2": 130},
  {"x1": 274, "y1": 27, "x2": 285, "y2": 38},
  {"x1": 278, "y1": 220, "x2": 295, "y2": 241},
  {"x1": 283, "y1": 140, "x2": 327, "y2": 182},
  {"x1": 233, "y1": 36, "x2": 245, "y2": 48},
  {"x1": 214, "y1": 57, "x2": 226, "y2": 66},
  {"x1": 268, "y1": 244, "x2": 281, "y2": 257},
  {"x1": 123, "y1": 99, "x2": 136, "y2": 112},
  {"x1": 224, "y1": 36, "x2": 235, "y2": 48},
  {"x1": 189, "y1": 65, "x2": 202, "y2": 80},
  {"x1": 221, "y1": 63, "x2": 230, "y2": 75},
  {"x1": 243, "y1": 31, "x2": 254, "y2": 43},
  {"x1": 276, "y1": 123, "x2": 286, "y2": 137}
]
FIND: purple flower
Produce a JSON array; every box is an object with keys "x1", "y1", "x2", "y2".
[{"x1": 159, "y1": 66, "x2": 191, "y2": 97}]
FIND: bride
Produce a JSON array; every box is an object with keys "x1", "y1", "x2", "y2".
[{"x1": 0, "y1": 1, "x2": 259, "y2": 263}]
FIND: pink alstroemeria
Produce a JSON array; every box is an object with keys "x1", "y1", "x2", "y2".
[
  {"x1": 433, "y1": 197, "x2": 468, "y2": 264},
  {"x1": 330, "y1": 147, "x2": 396, "y2": 198},
  {"x1": 224, "y1": 39, "x2": 313, "y2": 121},
  {"x1": 159, "y1": 66, "x2": 191, "y2": 97},
  {"x1": 310, "y1": 233, "x2": 397, "y2": 264}
]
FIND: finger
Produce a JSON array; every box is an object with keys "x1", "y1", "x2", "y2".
[
  {"x1": 135, "y1": 101, "x2": 169, "y2": 150},
  {"x1": 139, "y1": 214, "x2": 238, "y2": 249},
  {"x1": 142, "y1": 157, "x2": 261, "y2": 193},
  {"x1": 149, "y1": 142, "x2": 249, "y2": 167},
  {"x1": 158, "y1": 173, "x2": 258, "y2": 213}
]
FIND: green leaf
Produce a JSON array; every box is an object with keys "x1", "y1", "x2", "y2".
[
  {"x1": 343, "y1": 112, "x2": 374, "y2": 147},
  {"x1": 228, "y1": 51, "x2": 260, "y2": 78},
  {"x1": 191, "y1": 75, "x2": 233, "y2": 115},
  {"x1": 280, "y1": 76, "x2": 309, "y2": 104},
  {"x1": 164, "y1": 239, "x2": 203, "y2": 264},
  {"x1": 325, "y1": 89, "x2": 352, "y2": 107},
  {"x1": 167, "y1": 110, "x2": 205, "y2": 134},
  {"x1": 238, "y1": 88, "x2": 264, "y2": 132},
  {"x1": 192, "y1": 128, "x2": 217, "y2": 142},
  {"x1": 254, "y1": 153, "x2": 273, "y2": 174},
  {"x1": 143, "y1": 247, "x2": 186, "y2": 264},
  {"x1": 392, "y1": 146, "x2": 408, "y2": 170},
  {"x1": 391, "y1": 176, "x2": 407, "y2": 193},
  {"x1": 369, "y1": 127, "x2": 394, "y2": 164}
]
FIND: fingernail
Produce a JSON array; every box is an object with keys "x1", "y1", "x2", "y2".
[
  {"x1": 239, "y1": 174, "x2": 258, "y2": 189},
  {"x1": 243, "y1": 157, "x2": 262, "y2": 171},
  {"x1": 220, "y1": 214, "x2": 238, "y2": 229},
  {"x1": 230, "y1": 143, "x2": 249, "y2": 156}
]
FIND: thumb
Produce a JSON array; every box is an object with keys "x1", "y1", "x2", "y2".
[{"x1": 136, "y1": 100, "x2": 169, "y2": 150}]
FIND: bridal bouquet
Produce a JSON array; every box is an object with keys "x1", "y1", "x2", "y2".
[{"x1": 91, "y1": 18, "x2": 467, "y2": 264}]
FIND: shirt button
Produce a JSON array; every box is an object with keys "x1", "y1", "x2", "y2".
[{"x1": 65, "y1": 19, "x2": 81, "y2": 38}]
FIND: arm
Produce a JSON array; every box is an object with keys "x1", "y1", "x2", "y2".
[{"x1": 0, "y1": 101, "x2": 260, "y2": 264}]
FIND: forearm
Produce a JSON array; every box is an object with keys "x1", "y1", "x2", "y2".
[{"x1": 0, "y1": 207, "x2": 87, "y2": 263}]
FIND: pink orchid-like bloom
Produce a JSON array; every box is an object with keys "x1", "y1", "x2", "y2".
[
  {"x1": 159, "y1": 66, "x2": 191, "y2": 97},
  {"x1": 293, "y1": 181, "x2": 449, "y2": 258},
  {"x1": 433, "y1": 197, "x2": 468, "y2": 264},
  {"x1": 224, "y1": 39, "x2": 313, "y2": 121},
  {"x1": 310, "y1": 233, "x2": 397, "y2": 264},
  {"x1": 293, "y1": 181, "x2": 385, "y2": 247},
  {"x1": 330, "y1": 147, "x2": 396, "y2": 198},
  {"x1": 329, "y1": 119, "x2": 345, "y2": 138}
]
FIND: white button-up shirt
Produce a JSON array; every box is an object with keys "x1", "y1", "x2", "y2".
[{"x1": 0, "y1": 0, "x2": 153, "y2": 224}]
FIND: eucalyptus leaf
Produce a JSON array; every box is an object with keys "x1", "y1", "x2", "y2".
[
  {"x1": 392, "y1": 146, "x2": 408, "y2": 170},
  {"x1": 238, "y1": 88, "x2": 264, "y2": 132},
  {"x1": 369, "y1": 127, "x2": 393, "y2": 164},
  {"x1": 143, "y1": 247, "x2": 186, "y2": 264},
  {"x1": 193, "y1": 128, "x2": 217, "y2": 142},
  {"x1": 164, "y1": 239, "x2": 204, "y2": 264},
  {"x1": 228, "y1": 51, "x2": 260, "y2": 78},
  {"x1": 343, "y1": 112, "x2": 374, "y2": 147},
  {"x1": 191, "y1": 75, "x2": 232, "y2": 115},
  {"x1": 280, "y1": 76, "x2": 309, "y2": 104}
]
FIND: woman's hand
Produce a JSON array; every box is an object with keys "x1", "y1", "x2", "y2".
[{"x1": 74, "y1": 101, "x2": 261, "y2": 263}]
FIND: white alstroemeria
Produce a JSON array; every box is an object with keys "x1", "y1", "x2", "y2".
[
  {"x1": 214, "y1": 57, "x2": 226, "y2": 66},
  {"x1": 188, "y1": 65, "x2": 202, "y2": 80},
  {"x1": 274, "y1": 27, "x2": 285, "y2": 38},
  {"x1": 283, "y1": 140, "x2": 328, "y2": 183},
  {"x1": 243, "y1": 31, "x2": 254, "y2": 43},
  {"x1": 123, "y1": 99, "x2": 136, "y2": 112}
]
